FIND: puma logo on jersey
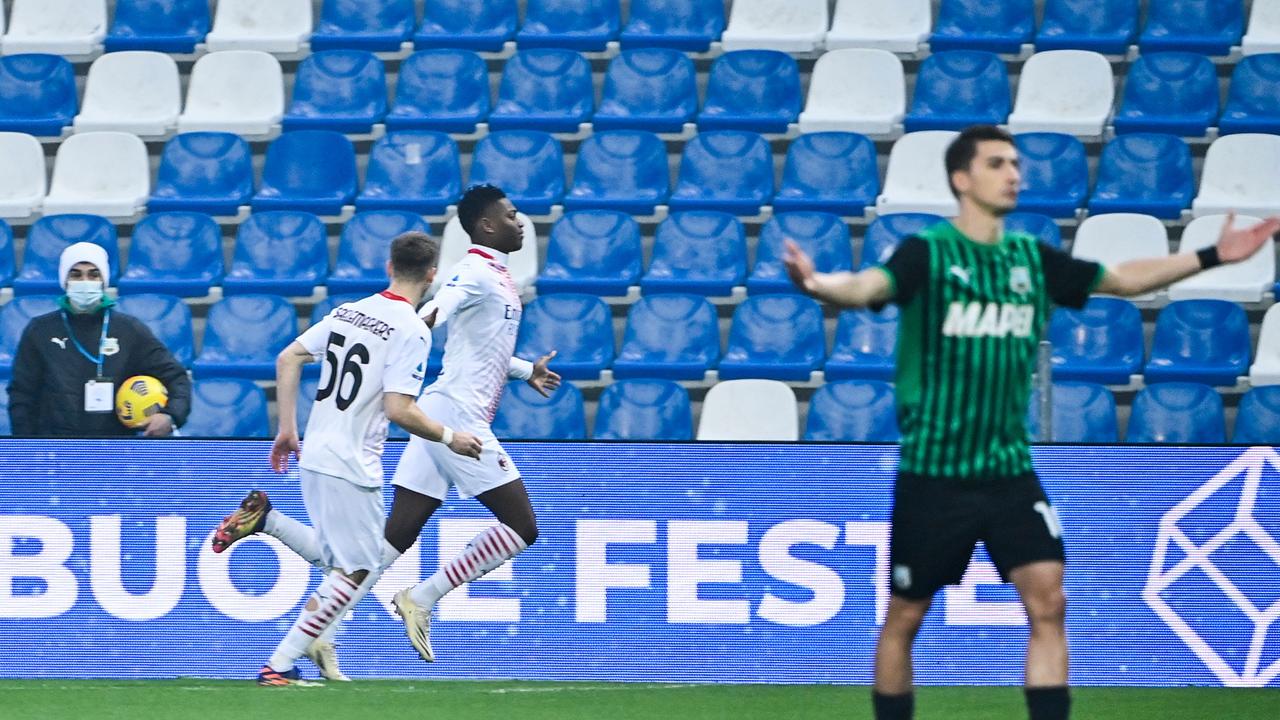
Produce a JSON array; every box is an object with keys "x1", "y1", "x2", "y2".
[
  {"x1": 51, "y1": 337, "x2": 68, "y2": 349},
  {"x1": 942, "y1": 301, "x2": 1034, "y2": 338},
  {"x1": 948, "y1": 265, "x2": 972, "y2": 285}
]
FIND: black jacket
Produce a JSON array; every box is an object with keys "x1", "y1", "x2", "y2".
[{"x1": 7, "y1": 305, "x2": 192, "y2": 436}]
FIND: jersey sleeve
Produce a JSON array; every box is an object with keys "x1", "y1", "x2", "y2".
[
  {"x1": 384, "y1": 323, "x2": 430, "y2": 397},
  {"x1": 296, "y1": 315, "x2": 332, "y2": 359},
  {"x1": 1038, "y1": 242, "x2": 1104, "y2": 309},
  {"x1": 420, "y1": 263, "x2": 485, "y2": 327},
  {"x1": 876, "y1": 236, "x2": 930, "y2": 305}
]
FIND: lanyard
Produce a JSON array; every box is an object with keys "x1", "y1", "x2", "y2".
[{"x1": 61, "y1": 309, "x2": 110, "y2": 376}]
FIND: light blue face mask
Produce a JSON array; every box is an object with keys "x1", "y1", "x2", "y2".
[{"x1": 66, "y1": 280, "x2": 105, "y2": 311}]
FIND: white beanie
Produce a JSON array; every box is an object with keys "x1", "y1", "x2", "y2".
[{"x1": 59, "y1": 242, "x2": 110, "y2": 290}]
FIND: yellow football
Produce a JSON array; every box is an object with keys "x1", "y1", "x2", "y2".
[{"x1": 115, "y1": 375, "x2": 169, "y2": 428}]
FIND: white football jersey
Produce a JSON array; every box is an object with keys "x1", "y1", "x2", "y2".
[{"x1": 297, "y1": 292, "x2": 430, "y2": 487}]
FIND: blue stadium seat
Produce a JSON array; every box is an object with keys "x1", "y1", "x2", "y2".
[
  {"x1": 117, "y1": 212, "x2": 223, "y2": 297},
  {"x1": 825, "y1": 307, "x2": 898, "y2": 381},
  {"x1": 1088, "y1": 134, "x2": 1194, "y2": 219},
  {"x1": 356, "y1": 131, "x2": 461, "y2": 214},
  {"x1": 0, "y1": 384, "x2": 9, "y2": 435},
  {"x1": 698, "y1": 50, "x2": 801, "y2": 133},
  {"x1": 620, "y1": 0, "x2": 725, "y2": 51},
  {"x1": 253, "y1": 131, "x2": 358, "y2": 215},
  {"x1": 594, "y1": 379, "x2": 694, "y2": 440},
  {"x1": 312, "y1": 0, "x2": 416, "y2": 51},
  {"x1": 1036, "y1": 0, "x2": 1138, "y2": 54},
  {"x1": 296, "y1": 376, "x2": 321, "y2": 435},
  {"x1": 594, "y1": 49, "x2": 698, "y2": 133},
  {"x1": 114, "y1": 294, "x2": 195, "y2": 367},
  {"x1": 149, "y1": 132, "x2": 253, "y2": 215},
  {"x1": 1048, "y1": 297, "x2": 1144, "y2": 384},
  {"x1": 1113, "y1": 52, "x2": 1219, "y2": 136},
  {"x1": 641, "y1": 211, "x2": 746, "y2": 296},
  {"x1": 1232, "y1": 386, "x2": 1280, "y2": 444},
  {"x1": 492, "y1": 381, "x2": 587, "y2": 439},
  {"x1": 224, "y1": 211, "x2": 328, "y2": 297},
  {"x1": 1004, "y1": 211, "x2": 1062, "y2": 248},
  {"x1": 1219, "y1": 54, "x2": 1280, "y2": 136},
  {"x1": 1025, "y1": 381, "x2": 1119, "y2": 442},
  {"x1": 804, "y1": 380, "x2": 899, "y2": 442},
  {"x1": 468, "y1": 131, "x2": 565, "y2": 215},
  {"x1": 1127, "y1": 382, "x2": 1225, "y2": 443},
  {"x1": 183, "y1": 379, "x2": 270, "y2": 437},
  {"x1": 613, "y1": 294, "x2": 719, "y2": 380},
  {"x1": 0, "y1": 221, "x2": 14, "y2": 288},
  {"x1": 13, "y1": 216, "x2": 119, "y2": 295},
  {"x1": 904, "y1": 51, "x2": 1010, "y2": 132},
  {"x1": 1139, "y1": 0, "x2": 1244, "y2": 56},
  {"x1": 426, "y1": 321, "x2": 448, "y2": 378},
  {"x1": 669, "y1": 131, "x2": 773, "y2": 215},
  {"x1": 517, "y1": 0, "x2": 620, "y2": 51},
  {"x1": 386, "y1": 50, "x2": 490, "y2": 133},
  {"x1": 860, "y1": 213, "x2": 943, "y2": 268},
  {"x1": 193, "y1": 295, "x2": 297, "y2": 379},
  {"x1": 1145, "y1": 299, "x2": 1250, "y2": 386},
  {"x1": 106, "y1": 0, "x2": 210, "y2": 53},
  {"x1": 330, "y1": 211, "x2": 431, "y2": 294},
  {"x1": 310, "y1": 293, "x2": 366, "y2": 326},
  {"x1": 415, "y1": 0, "x2": 518, "y2": 51},
  {"x1": 749, "y1": 212, "x2": 853, "y2": 295},
  {"x1": 0, "y1": 295, "x2": 58, "y2": 378},
  {"x1": 773, "y1": 132, "x2": 879, "y2": 216},
  {"x1": 931, "y1": 0, "x2": 1035, "y2": 53},
  {"x1": 1014, "y1": 133, "x2": 1088, "y2": 218},
  {"x1": 0, "y1": 54, "x2": 77, "y2": 136},
  {"x1": 515, "y1": 294, "x2": 614, "y2": 379},
  {"x1": 489, "y1": 49, "x2": 594, "y2": 133},
  {"x1": 719, "y1": 295, "x2": 825, "y2": 381},
  {"x1": 538, "y1": 210, "x2": 642, "y2": 295},
  {"x1": 564, "y1": 130, "x2": 669, "y2": 214},
  {"x1": 283, "y1": 51, "x2": 388, "y2": 133}
]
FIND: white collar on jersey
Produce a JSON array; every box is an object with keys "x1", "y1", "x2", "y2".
[{"x1": 467, "y1": 245, "x2": 509, "y2": 266}]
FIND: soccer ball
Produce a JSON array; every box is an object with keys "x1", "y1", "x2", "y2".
[{"x1": 115, "y1": 375, "x2": 169, "y2": 428}]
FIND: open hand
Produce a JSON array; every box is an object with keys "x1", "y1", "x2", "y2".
[
  {"x1": 270, "y1": 432, "x2": 300, "y2": 473},
  {"x1": 783, "y1": 240, "x2": 818, "y2": 293},
  {"x1": 1217, "y1": 212, "x2": 1280, "y2": 263},
  {"x1": 528, "y1": 350, "x2": 562, "y2": 398}
]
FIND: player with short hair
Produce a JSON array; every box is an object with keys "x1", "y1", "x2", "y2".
[{"x1": 783, "y1": 125, "x2": 1280, "y2": 720}]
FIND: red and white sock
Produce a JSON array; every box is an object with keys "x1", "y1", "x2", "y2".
[
  {"x1": 267, "y1": 572, "x2": 364, "y2": 672},
  {"x1": 409, "y1": 524, "x2": 528, "y2": 608}
]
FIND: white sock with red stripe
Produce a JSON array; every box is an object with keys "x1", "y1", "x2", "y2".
[
  {"x1": 316, "y1": 540, "x2": 402, "y2": 645},
  {"x1": 408, "y1": 524, "x2": 528, "y2": 608},
  {"x1": 263, "y1": 510, "x2": 324, "y2": 568},
  {"x1": 267, "y1": 571, "x2": 367, "y2": 672}
]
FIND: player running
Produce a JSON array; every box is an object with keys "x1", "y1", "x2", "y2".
[{"x1": 784, "y1": 125, "x2": 1280, "y2": 720}]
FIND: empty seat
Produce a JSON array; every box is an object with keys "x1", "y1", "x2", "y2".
[
  {"x1": 515, "y1": 294, "x2": 613, "y2": 379},
  {"x1": 517, "y1": 0, "x2": 620, "y2": 51},
  {"x1": 1233, "y1": 386, "x2": 1280, "y2": 443},
  {"x1": 425, "y1": 321, "x2": 448, "y2": 377},
  {"x1": 593, "y1": 48, "x2": 697, "y2": 133},
  {"x1": 1071, "y1": 213, "x2": 1169, "y2": 301},
  {"x1": 697, "y1": 379, "x2": 798, "y2": 441},
  {"x1": 565, "y1": 130, "x2": 669, "y2": 214},
  {"x1": 0, "y1": 385, "x2": 8, "y2": 434},
  {"x1": 118, "y1": 211, "x2": 223, "y2": 297},
  {"x1": 804, "y1": 380, "x2": 899, "y2": 442},
  {"x1": 193, "y1": 294, "x2": 297, "y2": 379},
  {"x1": 253, "y1": 131, "x2": 357, "y2": 215},
  {"x1": 1193, "y1": 135, "x2": 1280, "y2": 218},
  {"x1": 1047, "y1": 297, "x2": 1144, "y2": 384},
  {"x1": 1220, "y1": 54, "x2": 1280, "y2": 135},
  {"x1": 296, "y1": 376, "x2": 321, "y2": 435},
  {"x1": 386, "y1": 49, "x2": 489, "y2": 133},
  {"x1": 489, "y1": 49, "x2": 593, "y2": 133},
  {"x1": 356, "y1": 131, "x2": 462, "y2": 214},
  {"x1": 699, "y1": 50, "x2": 801, "y2": 133},
  {"x1": 1088, "y1": 134, "x2": 1194, "y2": 219},
  {"x1": 1145, "y1": 299, "x2": 1250, "y2": 386},
  {"x1": 614, "y1": 294, "x2": 719, "y2": 380},
  {"x1": 284, "y1": 50, "x2": 386, "y2": 133},
  {"x1": 1127, "y1": 382, "x2": 1225, "y2": 443},
  {"x1": 876, "y1": 131, "x2": 960, "y2": 216},
  {"x1": 311, "y1": 0, "x2": 415, "y2": 51},
  {"x1": 1005, "y1": 211, "x2": 1062, "y2": 248},
  {"x1": 642, "y1": 211, "x2": 747, "y2": 296},
  {"x1": 0, "y1": 54, "x2": 76, "y2": 136},
  {"x1": 468, "y1": 131, "x2": 565, "y2": 215},
  {"x1": 1007, "y1": 50, "x2": 1114, "y2": 136},
  {"x1": 798, "y1": 49, "x2": 905, "y2": 135},
  {"x1": 904, "y1": 51, "x2": 1010, "y2": 132},
  {"x1": 825, "y1": 307, "x2": 898, "y2": 381},
  {"x1": 721, "y1": 0, "x2": 826, "y2": 52},
  {"x1": 931, "y1": 0, "x2": 1034, "y2": 53},
  {"x1": 719, "y1": 295, "x2": 825, "y2": 381},
  {"x1": 749, "y1": 211, "x2": 853, "y2": 295},
  {"x1": 414, "y1": 0, "x2": 517, "y2": 51},
  {"x1": 330, "y1": 211, "x2": 430, "y2": 294},
  {"x1": 43, "y1": 132, "x2": 149, "y2": 218},
  {"x1": 149, "y1": 132, "x2": 253, "y2": 216},
  {"x1": 1139, "y1": 0, "x2": 1243, "y2": 56},
  {"x1": 1113, "y1": 52, "x2": 1218, "y2": 136},
  {"x1": 1250, "y1": 304, "x2": 1280, "y2": 385},
  {"x1": 178, "y1": 50, "x2": 284, "y2": 136},
  {"x1": 223, "y1": 211, "x2": 328, "y2": 296},
  {"x1": 827, "y1": 0, "x2": 931, "y2": 53},
  {"x1": 538, "y1": 210, "x2": 642, "y2": 295},
  {"x1": 1014, "y1": 132, "x2": 1088, "y2": 218},
  {"x1": 0, "y1": 220, "x2": 12, "y2": 287},
  {"x1": 1025, "y1": 381, "x2": 1119, "y2": 442},
  {"x1": 774, "y1": 133, "x2": 879, "y2": 216},
  {"x1": 1243, "y1": 0, "x2": 1280, "y2": 54},
  {"x1": 433, "y1": 212, "x2": 539, "y2": 295},
  {"x1": 183, "y1": 379, "x2": 270, "y2": 437},
  {"x1": 491, "y1": 381, "x2": 586, "y2": 440},
  {"x1": 13, "y1": 214, "x2": 117, "y2": 294},
  {"x1": 105, "y1": 0, "x2": 210, "y2": 53},
  {"x1": 0, "y1": 132, "x2": 45, "y2": 218},
  {"x1": 3, "y1": 0, "x2": 106, "y2": 55},
  {"x1": 114, "y1": 293, "x2": 195, "y2": 367},
  {"x1": 1036, "y1": 0, "x2": 1138, "y2": 54},
  {"x1": 669, "y1": 131, "x2": 773, "y2": 215},
  {"x1": 0, "y1": 295, "x2": 58, "y2": 377},
  {"x1": 860, "y1": 213, "x2": 942, "y2": 268},
  {"x1": 620, "y1": 0, "x2": 725, "y2": 51},
  {"x1": 1171, "y1": 214, "x2": 1275, "y2": 302},
  {"x1": 205, "y1": 0, "x2": 312, "y2": 53},
  {"x1": 594, "y1": 379, "x2": 694, "y2": 440}
]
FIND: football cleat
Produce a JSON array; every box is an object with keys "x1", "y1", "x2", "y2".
[
  {"x1": 212, "y1": 490, "x2": 272, "y2": 553},
  {"x1": 393, "y1": 588, "x2": 436, "y2": 662},
  {"x1": 305, "y1": 639, "x2": 350, "y2": 682},
  {"x1": 256, "y1": 664, "x2": 321, "y2": 687}
]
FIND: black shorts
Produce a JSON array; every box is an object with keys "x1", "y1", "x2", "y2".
[{"x1": 888, "y1": 472, "x2": 1066, "y2": 600}]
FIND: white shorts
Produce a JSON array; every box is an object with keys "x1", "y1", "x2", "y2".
[
  {"x1": 300, "y1": 467, "x2": 385, "y2": 573},
  {"x1": 391, "y1": 393, "x2": 521, "y2": 501}
]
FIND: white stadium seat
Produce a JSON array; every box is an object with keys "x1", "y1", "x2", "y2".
[
  {"x1": 1243, "y1": 0, "x2": 1280, "y2": 55},
  {"x1": 2, "y1": 0, "x2": 106, "y2": 56},
  {"x1": 826, "y1": 0, "x2": 930, "y2": 53},
  {"x1": 205, "y1": 0, "x2": 312, "y2": 54},
  {"x1": 0, "y1": 132, "x2": 45, "y2": 218},
  {"x1": 698, "y1": 379, "x2": 799, "y2": 441},
  {"x1": 720, "y1": 0, "x2": 829, "y2": 53},
  {"x1": 876, "y1": 131, "x2": 959, "y2": 216},
  {"x1": 74, "y1": 51, "x2": 181, "y2": 137},
  {"x1": 1168, "y1": 214, "x2": 1274, "y2": 302},
  {"x1": 1249, "y1": 305, "x2": 1280, "y2": 385},
  {"x1": 1007, "y1": 50, "x2": 1114, "y2": 137},
  {"x1": 1192, "y1": 134, "x2": 1280, "y2": 218},
  {"x1": 799, "y1": 49, "x2": 905, "y2": 135},
  {"x1": 178, "y1": 51, "x2": 285, "y2": 137},
  {"x1": 42, "y1": 132, "x2": 149, "y2": 218},
  {"x1": 1071, "y1": 213, "x2": 1169, "y2": 301},
  {"x1": 433, "y1": 213, "x2": 539, "y2": 297}
]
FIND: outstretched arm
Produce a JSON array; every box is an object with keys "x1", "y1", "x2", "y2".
[{"x1": 783, "y1": 240, "x2": 895, "y2": 308}]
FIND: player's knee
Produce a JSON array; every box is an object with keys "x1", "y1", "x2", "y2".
[
  {"x1": 1027, "y1": 588, "x2": 1067, "y2": 627},
  {"x1": 515, "y1": 521, "x2": 538, "y2": 547}
]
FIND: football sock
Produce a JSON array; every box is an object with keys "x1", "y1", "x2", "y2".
[
  {"x1": 268, "y1": 571, "x2": 371, "y2": 672},
  {"x1": 263, "y1": 510, "x2": 324, "y2": 568},
  {"x1": 316, "y1": 540, "x2": 402, "y2": 645},
  {"x1": 1025, "y1": 686, "x2": 1070, "y2": 720},
  {"x1": 409, "y1": 524, "x2": 527, "y2": 608},
  {"x1": 872, "y1": 691, "x2": 914, "y2": 720}
]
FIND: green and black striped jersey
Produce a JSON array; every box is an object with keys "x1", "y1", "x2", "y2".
[{"x1": 876, "y1": 221, "x2": 1104, "y2": 481}]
